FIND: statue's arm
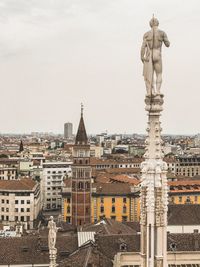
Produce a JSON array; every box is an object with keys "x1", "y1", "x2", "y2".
[
  {"x1": 141, "y1": 35, "x2": 147, "y2": 62},
  {"x1": 163, "y1": 32, "x2": 170, "y2": 47}
]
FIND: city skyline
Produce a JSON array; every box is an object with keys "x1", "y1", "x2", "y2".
[{"x1": 0, "y1": 0, "x2": 200, "y2": 134}]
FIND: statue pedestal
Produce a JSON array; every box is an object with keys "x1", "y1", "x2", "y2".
[
  {"x1": 49, "y1": 248, "x2": 57, "y2": 267},
  {"x1": 145, "y1": 94, "x2": 164, "y2": 113}
]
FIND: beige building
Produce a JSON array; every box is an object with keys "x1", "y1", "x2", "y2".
[
  {"x1": 176, "y1": 155, "x2": 200, "y2": 177},
  {"x1": 0, "y1": 178, "x2": 41, "y2": 229},
  {"x1": 41, "y1": 161, "x2": 72, "y2": 210},
  {"x1": 90, "y1": 145, "x2": 104, "y2": 158},
  {"x1": 0, "y1": 159, "x2": 18, "y2": 180}
]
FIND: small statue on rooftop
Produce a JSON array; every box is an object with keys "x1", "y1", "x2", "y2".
[{"x1": 48, "y1": 216, "x2": 58, "y2": 250}]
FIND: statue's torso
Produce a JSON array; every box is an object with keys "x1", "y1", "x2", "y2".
[{"x1": 144, "y1": 29, "x2": 165, "y2": 50}]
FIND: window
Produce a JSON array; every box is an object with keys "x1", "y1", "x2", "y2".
[
  {"x1": 186, "y1": 196, "x2": 191, "y2": 203},
  {"x1": 179, "y1": 196, "x2": 182, "y2": 203},
  {"x1": 67, "y1": 198, "x2": 70, "y2": 203},
  {"x1": 111, "y1": 206, "x2": 115, "y2": 213},
  {"x1": 21, "y1": 208, "x2": 24, "y2": 212},
  {"x1": 195, "y1": 196, "x2": 198, "y2": 202},
  {"x1": 120, "y1": 243, "x2": 127, "y2": 251},
  {"x1": 6, "y1": 200, "x2": 9, "y2": 204},
  {"x1": 123, "y1": 198, "x2": 127, "y2": 203},
  {"x1": 123, "y1": 205, "x2": 127, "y2": 213},
  {"x1": 67, "y1": 206, "x2": 70, "y2": 213},
  {"x1": 15, "y1": 200, "x2": 18, "y2": 204},
  {"x1": 78, "y1": 182, "x2": 83, "y2": 189},
  {"x1": 27, "y1": 200, "x2": 30, "y2": 204},
  {"x1": 66, "y1": 217, "x2": 71, "y2": 223},
  {"x1": 112, "y1": 198, "x2": 115, "y2": 204},
  {"x1": 27, "y1": 208, "x2": 30, "y2": 212},
  {"x1": 21, "y1": 200, "x2": 24, "y2": 204},
  {"x1": 100, "y1": 206, "x2": 104, "y2": 213},
  {"x1": 85, "y1": 182, "x2": 90, "y2": 190},
  {"x1": 122, "y1": 216, "x2": 128, "y2": 222},
  {"x1": 15, "y1": 216, "x2": 18, "y2": 221},
  {"x1": 21, "y1": 216, "x2": 24, "y2": 221},
  {"x1": 6, "y1": 208, "x2": 9, "y2": 212},
  {"x1": 1, "y1": 207, "x2": 4, "y2": 212},
  {"x1": 1, "y1": 199, "x2": 4, "y2": 203},
  {"x1": 15, "y1": 208, "x2": 18, "y2": 212},
  {"x1": 27, "y1": 216, "x2": 30, "y2": 221},
  {"x1": 6, "y1": 216, "x2": 9, "y2": 221}
]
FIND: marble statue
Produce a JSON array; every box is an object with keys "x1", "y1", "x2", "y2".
[
  {"x1": 141, "y1": 17, "x2": 170, "y2": 95},
  {"x1": 48, "y1": 216, "x2": 58, "y2": 250}
]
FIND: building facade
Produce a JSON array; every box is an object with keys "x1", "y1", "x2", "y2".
[
  {"x1": 0, "y1": 178, "x2": 41, "y2": 229},
  {"x1": 0, "y1": 159, "x2": 19, "y2": 180},
  {"x1": 41, "y1": 162, "x2": 72, "y2": 210},
  {"x1": 176, "y1": 155, "x2": 200, "y2": 177},
  {"x1": 64, "y1": 122, "x2": 73, "y2": 139},
  {"x1": 62, "y1": 182, "x2": 140, "y2": 224},
  {"x1": 71, "y1": 108, "x2": 92, "y2": 226}
]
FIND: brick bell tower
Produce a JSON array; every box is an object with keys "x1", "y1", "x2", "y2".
[{"x1": 71, "y1": 104, "x2": 91, "y2": 226}]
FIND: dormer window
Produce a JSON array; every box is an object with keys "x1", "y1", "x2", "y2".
[{"x1": 119, "y1": 242, "x2": 127, "y2": 252}]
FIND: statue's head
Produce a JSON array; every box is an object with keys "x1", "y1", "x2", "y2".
[
  {"x1": 149, "y1": 17, "x2": 159, "y2": 28},
  {"x1": 50, "y1": 216, "x2": 53, "y2": 220}
]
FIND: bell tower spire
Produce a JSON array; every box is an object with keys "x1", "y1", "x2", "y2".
[{"x1": 75, "y1": 103, "x2": 88, "y2": 145}]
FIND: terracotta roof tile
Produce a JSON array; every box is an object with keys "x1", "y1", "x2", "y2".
[{"x1": 0, "y1": 178, "x2": 37, "y2": 191}]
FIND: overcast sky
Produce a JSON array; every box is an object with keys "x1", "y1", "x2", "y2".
[{"x1": 0, "y1": 0, "x2": 200, "y2": 135}]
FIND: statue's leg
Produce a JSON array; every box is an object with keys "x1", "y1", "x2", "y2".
[
  {"x1": 154, "y1": 60, "x2": 162, "y2": 94},
  {"x1": 145, "y1": 80, "x2": 151, "y2": 96}
]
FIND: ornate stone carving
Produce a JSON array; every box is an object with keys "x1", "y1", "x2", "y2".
[{"x1": 140, "y1": 17, "x2": 169, "y2": 267}]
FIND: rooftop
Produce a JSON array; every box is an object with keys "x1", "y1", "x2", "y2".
[{"x1": 0, "y1": 178, "x2": 37, "y2": 191}]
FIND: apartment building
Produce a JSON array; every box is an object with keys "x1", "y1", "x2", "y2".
[
  {"x1": 0, "y1": 159, "x2": 19, "y2": 180},
  {"x1": 0, "y1": 178, "x2": 41, "y2": 229},
  {"x1": 176, "y1": 155, "x2": 200, "y2": 177},
  {"x1": 41, "y1": 161, "x2": 72, "y2": 210}
]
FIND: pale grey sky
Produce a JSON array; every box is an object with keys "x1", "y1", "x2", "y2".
[{"x1": 0, "y1": 0, "x2": 200, "y2": 134}]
